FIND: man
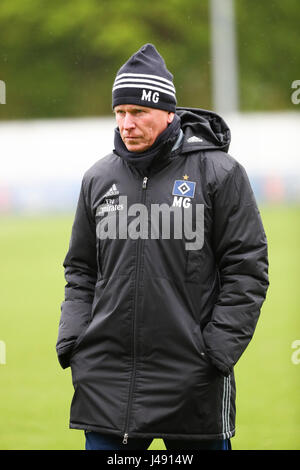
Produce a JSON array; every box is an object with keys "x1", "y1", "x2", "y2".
[{"x1": 56, "y1": 44, "x2": 269, "y2": 451}]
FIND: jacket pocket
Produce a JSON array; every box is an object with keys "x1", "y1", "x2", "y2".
[
  {"x1": 195, "y1": 324, "x2": 228, "y2": 377},
  {"x1": 194, "y1": 323, "x2": 213, "y2": 368},
  {"x1": 69, "y1": 321, "x2": 91, "y2": 362},
  {"x1": 69, "y1": 278, "x2": 106, "y2": 362}
]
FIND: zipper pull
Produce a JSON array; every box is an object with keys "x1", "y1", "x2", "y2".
[
  {"x1": 142, "y1": 176, "x2": 148, "y2": 189},
  {"x1": 123, "y1": 433, "x2": 128, "y2": 445}
]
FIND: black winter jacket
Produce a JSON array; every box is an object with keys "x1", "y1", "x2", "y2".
[{"x1": 56, "y1": 107, "x2": 269, "y2": 442}]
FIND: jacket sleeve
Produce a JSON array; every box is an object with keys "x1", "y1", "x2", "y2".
[
  {"x1": 202, "y1": 161, "x2": 269, "y2": 376},
  {"x1": 56, "y1": 179, "x2": 97, "y2": 369}
]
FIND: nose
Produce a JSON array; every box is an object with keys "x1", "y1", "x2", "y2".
[{"x1": 123, "y1": 112, "x2": 135, "y2": 131}]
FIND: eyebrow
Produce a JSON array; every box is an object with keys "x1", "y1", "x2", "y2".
[{"x1": 115, "y1": 106, "x2": 147, "y2": 113}]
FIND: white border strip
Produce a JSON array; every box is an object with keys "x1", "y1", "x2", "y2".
[{"x1": 222, "y1": 376, "x2": 232, "y2": 439}]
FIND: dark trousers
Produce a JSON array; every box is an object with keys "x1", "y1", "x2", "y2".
[{"x1": 85, "y1": 431, "x2": 231, "y2": 450}]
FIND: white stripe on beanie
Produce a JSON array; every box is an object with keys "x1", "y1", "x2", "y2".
[
  {"x1": 114, "y1": 77, "x2": 175, "y2": 94},
  {"x1": 114, "y1": 72, "x2": 175, "y2": 89}
]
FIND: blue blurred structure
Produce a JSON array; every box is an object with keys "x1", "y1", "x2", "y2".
[{"x1": 0, "y1": 113, "x2": 299, "y2": 214}]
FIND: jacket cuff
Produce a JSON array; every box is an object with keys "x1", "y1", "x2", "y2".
[
  {"x1": 56, "y1": 343, "x2": 75, "y2": 369},
  {"x1": 207, "y1": 354, "x2": 232, "y2": 377}
]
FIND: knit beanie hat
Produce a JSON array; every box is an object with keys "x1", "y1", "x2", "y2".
[{"x1": 112, "y1": 43, "x2": 176, "y2": 112}]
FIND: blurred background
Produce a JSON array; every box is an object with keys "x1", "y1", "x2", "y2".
[{"x1": 0, "y1": 0, "x2": 299, "y2": 450}]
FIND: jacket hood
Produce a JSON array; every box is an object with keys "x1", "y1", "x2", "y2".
[{"x1": 176, "y1": 107, "x2": 231, "y2": 154}]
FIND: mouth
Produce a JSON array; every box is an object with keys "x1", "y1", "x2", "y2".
[{"x1": 124, "y1": 136, "x2": 141, "y2": 140}]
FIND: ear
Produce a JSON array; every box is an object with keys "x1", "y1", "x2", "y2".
[{"x1": 167, "y1": 112, "x2": 175, "y2": 124}]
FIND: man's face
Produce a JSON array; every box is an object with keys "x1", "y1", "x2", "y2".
[{"x1": 114, "y1": 104, "x2": 175, "y2": 153}]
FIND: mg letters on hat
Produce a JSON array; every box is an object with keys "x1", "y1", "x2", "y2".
[{"x1": 112, "y1": 43, "x2": 177, "y2": 112}]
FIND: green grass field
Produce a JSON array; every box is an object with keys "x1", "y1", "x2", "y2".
[{"x1": 0, "y1": 205, "x2": 299, "y2": 450}]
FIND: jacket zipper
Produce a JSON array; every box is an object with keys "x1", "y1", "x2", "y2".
[{"x1": 123, "y1": 176, "x2": 148, "y2": 444}]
